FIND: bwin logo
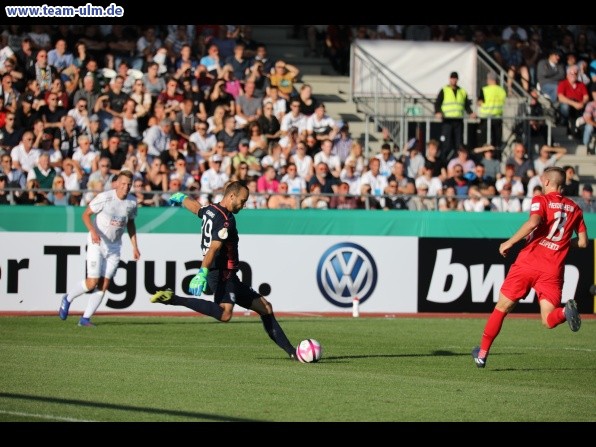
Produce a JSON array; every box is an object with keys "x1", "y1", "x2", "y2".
[{"x1": 317, "y1": 242, "x2": 377, "y2": 307}]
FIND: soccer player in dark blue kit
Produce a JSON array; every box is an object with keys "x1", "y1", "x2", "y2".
[{"x1": 150, "y1": 181, "x2": 297, "y2": 359}]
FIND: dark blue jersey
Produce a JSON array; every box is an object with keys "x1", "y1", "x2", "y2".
[{"x1": 198, "y1": 202, "x2": 239, "y2": 270}]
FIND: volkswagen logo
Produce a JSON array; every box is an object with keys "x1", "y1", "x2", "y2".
[{"x1": 317, "y1": 242, "x2": 377, "y2": 307}]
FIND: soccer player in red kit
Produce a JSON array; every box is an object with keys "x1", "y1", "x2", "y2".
[{"x1": 472, "y1": 166, "x2": 588, "y2": 368}]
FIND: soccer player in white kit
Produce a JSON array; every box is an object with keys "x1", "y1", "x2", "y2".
[{"x1": 59, "y1": 170, "x2": 141, "y2": 327}]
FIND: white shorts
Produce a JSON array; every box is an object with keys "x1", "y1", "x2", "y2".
[{"x1": 86, "y1": 233, "x2": 122, "y2": 279}]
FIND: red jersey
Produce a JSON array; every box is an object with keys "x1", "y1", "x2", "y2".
[
  {"x1": 556, "y1": 79, "x2": 588, "y2": 102},
  {"x1": 515, "y1": 191, "x2": 586, "y2": 276}
]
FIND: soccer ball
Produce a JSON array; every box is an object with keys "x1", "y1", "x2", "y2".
[{"x1": 296, "y1": 339, "x2": 322, "y2": 363}]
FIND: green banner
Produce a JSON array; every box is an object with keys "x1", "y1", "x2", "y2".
[{"x1": 2, "y1": 206, "x2": 595, "y2": 238}]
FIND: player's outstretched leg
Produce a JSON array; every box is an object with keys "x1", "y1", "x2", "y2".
[
  {"x1": 150, "y1": 289, "x2": 224, "y2": 320},
  {"x1": 564, "y1": 299, "x2": 581, "y2": 332},
  {"x1": 261, "y1": 313, "x2": 296, "y2": 359}
]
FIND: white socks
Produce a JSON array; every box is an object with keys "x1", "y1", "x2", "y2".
[{"x1": 66, "y1": 279, "x2": 92, "y2": 303}]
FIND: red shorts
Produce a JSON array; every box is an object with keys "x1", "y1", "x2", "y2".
[{"x1": 500, "y1": 262, "x2": 563, "y2": 307}]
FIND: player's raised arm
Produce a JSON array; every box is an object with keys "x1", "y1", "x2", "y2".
[{"x1": 169, "y1": 192, "x2": 201, "y2": 214}]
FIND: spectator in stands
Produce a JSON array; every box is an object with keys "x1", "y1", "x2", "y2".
[
  {"x1": 235, "y1": 79, "x2": 262, "y2": 129},
  {"x1": 577, "y1": 184, "x2": 596, "y2": 213},
  {"x1": 100, "y1": 115, "x2": 133, "y2": 155},
  {"x1": 27, "y1": 151, "x2": 55, "y2": 194},
  {"x1": 477, "y1": 72, "x2": 507, "y2": 149},
  {"x1": 72, "y1": 134, "x2": 98, "y2": 188},
  {"x1": 200, "y1": 154, "x2": 229, "y2": 204},
  {"x1": 360, "y1": 156, "x2": 388, "y2": 202},
  {"x1": 268, "y1": 60, "x2": 300, "y2": 101},
  {"x1": 403, "y1": 140, "x2": 425, "y2": 179},
  {"x1": 582, "y1": 97, "x2": 596, "y2": 153},
  {"x1": 40, "y1": 91, "x2": 67, "y2": 131},
  {"x1": 491, "y1": 182, "x2": 521, "y2": 212},
  {"x1": 329, "y1": 181, "x2": 359, "y2": 210},
  {"x1": 16, "y1": 178, "x2": 49, "y2": 205},
  {"x1": 0, "y1": 112, "x2": 23, "y2": 153},
  {"x1": 244, "y1": 176, "x2": 267, "y2": 209},
  {"x1": 216, "y1": 114, "x2": 245, "y2": 156},
  {"x1": 280, "y1": 161, "x2": 307, "y2": 197},
  {"x1": 26, "y1": 49, "x2": 56, "y2": 94},
  {"x1": 306, "y1": 102, "x2": 338, "y2": 142},
  {"x1": 383, "y1": 180, "x2": 411, "y2": 210},
  {"x1": 143, "y1": 118, "x2": 172, "y2": 158},
  {"x1": 522, "y1": 185, "x2": 543, "y2": 212},
  {"x1": 561, "y1": 165, "x2": 580, "y2": 197},
  {"x1": 225, "y1": 42, "x2": 250, "y2": 83},
  {"x1": 339, "y1": 159, "x2": 361, "y2": 196},
  {"x1": 280, "y1": 98, "x2": 307, "y2": 137},
  {"x1": 447, "y1": 145, "x2": 476, "y2": 177},
  {"x1": 257, "y1": 101, "x2": 281, "y2": 144},
  {"x1": 261, "y1": 141, "x2": 287, "y2": 178},
  {"x1": 233, "y1": 138, "x2": 261, "y2": 177},
  {"x1": 289, "y1": 140, "x2": 314, "y2": 182},
  {"x1": 443, "y1": 163, "x2": 470, "y2": 198},
  {"x1": 301, "y1": 182, "x2": 329, "y2": 209},
  {"x1": 331, "y1": 123, "x2": 353, "y2": 164},
  {"x1": 10, "y1": 130, "x2": 40, "y2": 175},
  {"x1": 423, "y1": 139, "x2": 447, "y2": 179},
  {"x1": 505, "y1": 142, "x2": 535, "y2": 187},
  {"x1": 495, "y1": 164, "x2": 525, "y2": 198},
  {"x1": 434, "y1": 71, "x2": 476, "y2": 162},
  {"x1": 267, "y1": 182, "x2": 298, "y2": 209},
  {"x1": 0, "y1": 172, "x2": 13, "y2": 204},
  {"x1": 205, "y1": 78, "x2": 235, "y2": 117},
  {"x1": 557, "y1": 65, "x2": 589, "y2": 140},
  {"x1": 500, "y1": 34, "x2": 530, "y2": 94},
  {"x1": 325, "y1": 26, "x2": 352, "y2": 76},
  {"x1": 168, "y1": 157, "x2": 195, "y2": 191},
  {"x1": 461, "y1": 184, "x2": 491, "y2": 212},
  {"x1": 313, "y1": 138, "x2": 341, "y2": 178},
  {"x1": 100, "y1": 135, "x2": 126, "y2": 174},
  {"x1": 188, "y1": 120, "x2": 217, "y2": 160},
  {"x1": 1, "y1": 72, "x2": 20, "y2": 114},
  {"x1": 438, "y1": 185, "x2": 462, "y2": 211},
  {"x1": 31, "y1": 117, "x2": 53, "y2": 152},
  {"x1": 533, "y1": 145, "x2": 567, "y2": 175},
  {"x1": 536, "y1": 49, "x2": 565, "y2": 104},
  {"x1": 200, "y1": 43, "x2": 224, "y2": 79},
  {"x1": 14, "y1": 94, "x2": 38, "y2": 132},
  {"x1": 298, "y1": 84, "x2": 318, "y2": 117},
  {"x1": 59, "y1": 156, "x2": 83, "y2": 203},
  {"x1": 262, "y1": 85, "x2": 286, "y2": 123},
  {"x1": 220, "y1": 64, "x2": 243, "y2": 101},
  {"x1": 415, "y1": 161, "x2": 444, "y2": 197},
  {"x1": 158, "y1": 137, "x2": 185, "y2": 172}
]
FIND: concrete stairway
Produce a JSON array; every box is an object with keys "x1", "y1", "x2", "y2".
[
  {"x1": 251, "y1": 25, "x2": 596, "y2": 177},
  {"x1": 252, "y1": 25, "x2": 387, "y2": 153}
]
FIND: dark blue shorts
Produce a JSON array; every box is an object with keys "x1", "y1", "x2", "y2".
[{"x1": 206, "y1": 269, "x2": 260, "y2": 309}]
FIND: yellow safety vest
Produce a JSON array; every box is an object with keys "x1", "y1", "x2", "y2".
[
  {"x1": 479, "y1": 84, "x2": 506, "y2": 118},
  {"x1": 441, "y1": 86, "x2": 467, "y2": 118}
]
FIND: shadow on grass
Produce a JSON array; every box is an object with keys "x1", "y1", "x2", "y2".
[
  {"x1": 95, "y1": 319, "x2": 268, "y2": 327},
  {"x1": 0, "y1": 392, "x2": 263, "y2": 422},
  {"x1": 272, "y1": 350, "x2": 483, "y2": 362}
]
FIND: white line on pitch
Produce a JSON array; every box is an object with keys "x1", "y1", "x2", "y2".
[{"x1": 0, "y1": 409, "x2": 96, "y2": 422}]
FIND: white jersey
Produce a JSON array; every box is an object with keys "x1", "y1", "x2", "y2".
[
  {"x1": 10, "y1": 144, "x2": 41, "y2": 173},
  {"x1": 89, "y1": 189, "x2": 138, "y2": 244}
]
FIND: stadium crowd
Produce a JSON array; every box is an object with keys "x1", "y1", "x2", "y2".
[{"x1": 0, "y1": 24, "x2": 594, "y2": 212}]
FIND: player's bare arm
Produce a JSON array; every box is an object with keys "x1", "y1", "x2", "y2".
[
  {"x1": 127, "y1": 219, "x2": 141, "y2": 260},
  {"x1": 570, "y1": 230, "x2": 589, "y2": 249},
  {"x1": 499, "y1": 214, "x2": 542, "y2": 257},
  {"x1": 201, "y1": 240, "x2": 222, "y2": 269},
  {"x1": 82, "y1": 206, "x2": 100, "y2": 244}
]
